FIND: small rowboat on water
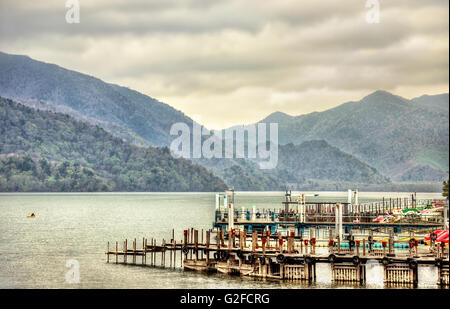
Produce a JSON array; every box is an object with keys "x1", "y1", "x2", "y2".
[{"x1": 27, "y1": 213, "x2": 35, "y2": 218}]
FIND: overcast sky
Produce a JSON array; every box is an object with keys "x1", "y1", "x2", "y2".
[{"x1": 0, "y1": 0, "x2": 448, "y2": 128}]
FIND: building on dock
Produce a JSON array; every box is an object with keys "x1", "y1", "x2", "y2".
[{"x1": 213, "y1": 189, "x2": 446, "y2": 235}]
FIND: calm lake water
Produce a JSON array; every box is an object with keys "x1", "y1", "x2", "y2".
[{"x1": 0, "y1": 191, "x2": 443, "y2": 289}]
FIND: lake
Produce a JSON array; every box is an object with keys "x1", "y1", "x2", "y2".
[{"x1": 0, "y1": 191, "x2": 443, "y2": 289}]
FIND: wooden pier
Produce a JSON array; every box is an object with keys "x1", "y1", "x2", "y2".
[
  {"x1": 213, "y1": 191, "x2": 445, "y2": 234},
  {"x1": 106, "y1": 227, "x2": 449, "y2": 287}
]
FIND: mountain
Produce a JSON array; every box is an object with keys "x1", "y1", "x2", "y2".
[
  {"x1": 0, "y1": 97, "x2": 227, "y2": 192},
  {"x1": 0, "y1": 51, "x2": 283, "y2": 190},
  {"x1": 194, "y1": 157, "x2": 281, "y2": 191},
  {"x1": 273, "y1": 140, "x2": 389, "y2": 185},
  {"x1": 195, "y1": 140, "x2": 389, "y2": 190},
  {"x1": 260, "y1": 90, "x2": 449, "y2": 182},
  {"x1": 0, "y1": 51, "x2": 192, "y2": 147},
  {"x1": 1, "y1": 51, "x2": 445, "y2": 190},
  {"x1": 261, "y1": 111, "x2": 294, "y2": 123},
  {"x1": 0, "y1": 51, "x2": 390, "y2": 191}
]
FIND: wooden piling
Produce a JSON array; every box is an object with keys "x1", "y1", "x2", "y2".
[
  {"x1": 389, "y1": 229, "x2": 394, "y2": 255},
  {"x1": 133, "y1": 238, "x2": 136, "y2": 264},
  {"x1": 195, "y1": 230, "x2": 199, "y2": 261},
  {"x1": 124, "y1": 239, "x2": 127, "y2": 264},
  {"x1": 252, "y1": 231, "x2": 257, "y2": 252},
  {"x1": 173, "y1": 240, "x2": 177, "y2": 268},
  {"x1": 206, "y1": 230, "x2": 210, "y2": 264},
  {"x1": 115, "y1": 241, "x2": 118, "y2": 264}
]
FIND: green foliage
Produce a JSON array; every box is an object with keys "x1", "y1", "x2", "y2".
[
  {"x1": 0, "y1": 97, "x2": 227, "y2": 192},
  {"x1": 274, "y1": 141, "x2": 389, "y2": 184},
  {"x1": 415, "y1": 145, "x2": 449, "y2": 174},
  {"x1": 0, "y1": 155, "x2": 110, "y2": 192},
  {"x1": 195, "y1": 140, "x2": 389, "y2": 191},
  {"x1": 443, "y1": 180, "x2": 449, "y2": 198}
]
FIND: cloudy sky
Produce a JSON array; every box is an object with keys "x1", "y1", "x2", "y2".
[{"x1": 0, "y1": 0, "x2": 448, "y2": 128}]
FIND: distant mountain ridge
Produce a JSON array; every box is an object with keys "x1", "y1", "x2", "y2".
[
  {"x1": 259, "y1": 90, "x2": 449, "y2": 182},
  {"x1": 195, "y1": 139, "x2": 389, "y2": 190},
  {"x1": 0, "y1": 51, "x2": 191, "y2": 147}
]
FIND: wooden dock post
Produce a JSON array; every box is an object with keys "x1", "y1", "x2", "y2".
[
  {"x1": 144, "y1": 238, "x2": 147, "y2": 265},
  {"x1": 124, "y1": 239, "x2": 127, "y2": 264},
  {"x1": 300, "y1": 235, "x2": 303, "y2": 254},
  {"x1": 173, "y1": 240, "x2": 177, "y2": 268},
  {"x1": 150, "y1": 238, "x2": 153, "y2": 266},
  {"x1": 262, "y1": 236, "x2": 266, "y2": 256},
  {"x1": 170, "y1": 239, "x2": 173, "y2": 268},
  {"x1": 337, "y1": 235, "x2": 341, "y2": 254},
  {"x1": 160, "y1": 239, "x2": 163, "y2": 267},
  {"x1": 195, "y1": 230, "x2": 199, "y2": 261},
  {"x1": 201, "y1": 229, "x2": 204, "y2": 260},
  {"x1": 141, "y1": 238, "x2": 144, "y2": 265},
  {"x1": 189, "y1": 228, "x2": 192, "y2": 244},
  {"x1": 388, "y1": 229, "x2": 394, "y2": 255},
  {"x1": 288, "y1": 233, "x2": 293, "y2": 254},
  {"x1": 329, "y1": 229, "x2": 333, "y2": 254},
  {"x1": 239, "y1": 230, "x2": 244, "y2": 251},
  {"x1": 163, "y1": 239, "x2": 166, "y2": 267},
  {"x1": 115, "y1": 241, "x2": 118, "y2": 264},
  {"x1": 310, "y1": 228, "x2": 315, "y2": 255},
  {"x1": 153, "y1": 238, "x2": 156, "y2": 266},
  {"x1": 438, "y1": 262, "x2": 449, "y2": 286},
  {"x1": 237, "y1": 230, "x2": 241, "y2": 249},
  {"x1": 252, "y1": 231, "x2": 257, "y2": 253},
  {"x1": 133, "y1": 238, "x2": 136, "y2": 264},
  {"x1": 206, "y1": 230, "x2": 210, "y2": 264},
  {"x1": 183, "y1": 231, "x2": 187, "y2": 264},
  {"x1": 409, "y1": 231, "x2": 414, "y2": 257}
]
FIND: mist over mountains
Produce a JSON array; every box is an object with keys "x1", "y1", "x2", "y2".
[
  {"x1": 259, "y1": 90, "x2": 449, "y2": 182},
  {"x1": 0, "y1": 51, "x2": 191, "y2": 147},
  {"x1": 0, "y1": 51, "x2": 448, "y2": 191}
]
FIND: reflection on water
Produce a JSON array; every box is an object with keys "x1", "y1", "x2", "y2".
[{"x1": 0, "y1": 191, "x2": 443, "y2": 289}]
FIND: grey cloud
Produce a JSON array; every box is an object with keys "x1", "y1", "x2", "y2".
[{"x1": 0, "y1": 0, "x2": 448, "y2": 127}]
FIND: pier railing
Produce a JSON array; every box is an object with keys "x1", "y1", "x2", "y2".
[
  {"x1": 215, "y1": 210, "x2": 444, "y2": 225},
  {"x1": 215, "y1": 199, "x2": 446, "y2": 226}
]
